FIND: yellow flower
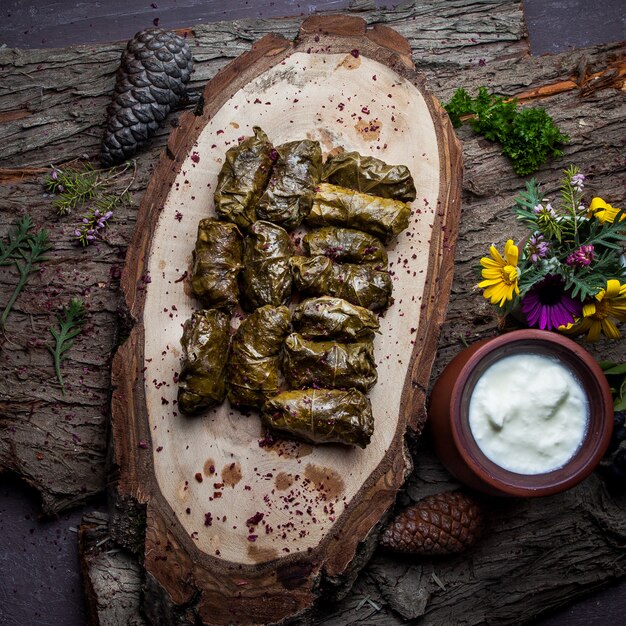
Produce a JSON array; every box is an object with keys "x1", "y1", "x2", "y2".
[
  {"x1": 588, "y1": 197, "x2": 625, "y2": 224},
  {"x1": 560, "y1": 279, "x2": 626, "y2": 341},
  {"x1": 478, "y1": 239, "x2": 520, "y2": 307}
]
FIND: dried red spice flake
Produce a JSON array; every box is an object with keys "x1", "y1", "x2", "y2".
[
  {"x1": 138, "y1": 440, "x2": 149, "y2": 449},
  {"x1": 246, "y1": 512, "x2": 264, "y2": 526},
  {"x1": 258, "y1": 431, "x2": 276, "y2": 448},
  {"x1": 161, "y1": 397, "x2": 169, "y2": 405},
  {"x1": 185, "y1": 507, "x2": 191, "y2": 514},
  {"x1": 213, "y1": 492, "x2": 222, "y2": 499},
  {"x1": 174, "y1": 270, "x2": 188, "y2": 283},
  {"x1": 361, "y1": 106, "x2": 370, "y2": 115},
  {"x1": 195, "y1": 472, "x2": 203, "y2": 483},
  {"x1": 254, "y1": 98, "x2": 262, "y2": 104},
  {"x1": 190, "y1": 151, "x2": 200, "y2": 163},
  {"x1": 174, "y1": 211, "x2": 183, "y2": 222},
  {"x1": 350, "y1": 49, "x2": 359, "y2": 58},
  {"x1": 156, "y1": 446, "x2": 163, "y2": 452},
  {"x1": 247, "y1": 534, "x2": 258, "y2": 542},
  {"x1": 216, "y1": 129, "x2": 224, "y2": 134},
  {"x1": 204, "y1": 512, "x2": 213, "y2": 526}
]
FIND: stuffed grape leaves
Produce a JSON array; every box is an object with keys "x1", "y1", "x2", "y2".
[
  {"x1": 293, "y1": 296, "x2": 379, "y2": 341},
  {"x1": 303, "y1": 227, "x2": 387, "y2": 266},
  {"x1": 178, "y1": 310, "x2": 230, "y2": 415},
  {"x1": 256, "y1": 139, "x2": 322, "y2": 229},
  {"x1": 306, "y1": 183, "x2": 411, "y2": 243},
  {"x1": 227, "y1": 305, "x2": 291, "y2": 408},
  {"x1": 214, "y1": 126, "x2": 274, "y2": 230},
  {"x1": 322, "y1": 150, "x2": 417, "y2": 202},
  {"x1": 240, "y1": 221, "x2": 294, "y2": 310},
  {"x1": 261, "y1": 388, "x2": 374, "y2": 448},
  {"x1": 191, "y1": 219, "x2": 243, "y2": 310},
  {"x1": 290, "y1": 255, "x2": 392, "y2": 311},
  {"x1": 282, "y1": 333, "x2": 377, "y2": 392}
]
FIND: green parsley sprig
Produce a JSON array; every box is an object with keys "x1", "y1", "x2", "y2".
[
  {"x1": 444, "y1": 87, "x2": 569, "y2": 176},
  {"x1": 47, "y1": 298, "x2": 86, "y2": 394}
]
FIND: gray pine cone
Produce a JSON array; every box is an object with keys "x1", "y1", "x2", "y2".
[{"x1": 101, "y1": 28, "x2": 193, "y2": 167}]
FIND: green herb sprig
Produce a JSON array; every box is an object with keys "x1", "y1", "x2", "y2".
[
  {"x1": 0, "y1": 216, "x2": 34, "y2": 266},
  {"x1": 1, "y1": 224, "x2": 51, "y2": 330},
  {"x1": 600, "y1": 361, "x2": 626, "y2": 411},
  {"x1": 444, "y1": 87, "x2": 569, "y2": 176},
  {"x1": 47, "y1": 298, "x2": 86, "y2": 394},
  {"x1": 45, "y1": 161, "x2": 135, "y2": 246}
]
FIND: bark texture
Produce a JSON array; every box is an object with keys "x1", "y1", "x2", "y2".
[{"x1": 1, "y1": 0, "x2": 625, "y2": 623}]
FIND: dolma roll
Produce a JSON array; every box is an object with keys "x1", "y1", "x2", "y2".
[
  {"x1": 178, "y1": 310, "x2": 230, "y2": 415},
  {"x1": 293, "y1": 296, "x2": 380, "y2": 342},
  {"x1": 303, "y1": 227, "x2": 387, "y2": 266},
  {"x1": 290, "y1": 255, "x2": 392, "y2": 311},
  {"x1": 214, "y1": 126, "x2": 274, "y2": 230},
  {"x1": 227, "y1": 305, "x2": 291, "y2": 408},
  {"x1": 240, "y1": 221, "x2": 294, "y2": 310},
  {"x1": 191, "y1": 219, "x2": 243, "y2": 310},
  {"x1": 256, "y1": 139, "x2": 322, "y2": 229},
  {"x1": 282, "y1": 333, "x2": 377, "y2": 392},
  {"x1": 261, "y1": 388, "x2": 374, "y2": 448},
  {"x1": 306, "y1": 183, "x2": 411, "y2": 243},
  {"x1": 322, "y1": 150, "x2": 416, "y2": 202}
]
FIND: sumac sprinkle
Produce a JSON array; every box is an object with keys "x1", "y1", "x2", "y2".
[{"x1": 246, "y1": 512, "x2": 264, "y2": 526}]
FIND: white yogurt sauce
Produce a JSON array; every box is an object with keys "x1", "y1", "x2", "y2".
[{"x1": 468, "y1": 353, "x2": 589, "y2": 475}]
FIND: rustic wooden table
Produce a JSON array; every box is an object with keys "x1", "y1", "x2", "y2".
[{"x1": 1, "y1": 1, "x2": 625, "y2": 625}]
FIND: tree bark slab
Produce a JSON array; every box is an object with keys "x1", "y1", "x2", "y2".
[{"x1": 1, "y1": 1, "x2": 625, "y2": 624}]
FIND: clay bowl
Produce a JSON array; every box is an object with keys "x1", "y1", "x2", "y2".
[{"x1": 428, "y1": 329, "x2": 613, "y2": 497}]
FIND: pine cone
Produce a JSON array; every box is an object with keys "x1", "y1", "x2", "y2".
[
  {"x1": 101, "y1": 28, "x2": 193, "y2": 167},
  {"x1": 380, "y1": 491, "x2": 483, "y2": 555}
]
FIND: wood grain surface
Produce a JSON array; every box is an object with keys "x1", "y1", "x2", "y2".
[
  {"x1": 1, "y1": 1, "x2": 625, "y2": 624},
  {"x1": 110, "y1": 15, "x2": 462, "y2": 623}
]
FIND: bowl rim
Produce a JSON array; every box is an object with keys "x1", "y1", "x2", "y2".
[{"x1": 448, "y1": 329, "x2": 614, "y2": 497}]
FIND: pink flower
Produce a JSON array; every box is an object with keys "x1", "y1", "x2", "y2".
[{"x1": 566, "y1": 244, "x2": 595, "y2": 267}]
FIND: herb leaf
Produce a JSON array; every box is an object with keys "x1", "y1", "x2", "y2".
[
  {"x1": 0, "y1": 216, "x2": 34, "y2": 266},
  {"x1": 1, "y1": 228, "x2": 52, "y2": 330},
  {"x1": 444, "y1": 87, "x2": 569, "y2": 176},
  {"x1": 46, "y1": 298, "x2": 86, "y2": 394}
]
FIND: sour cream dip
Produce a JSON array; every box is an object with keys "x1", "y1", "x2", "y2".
[{"x1": 468, "y1": 353, "x2": 589, "y2": 475}]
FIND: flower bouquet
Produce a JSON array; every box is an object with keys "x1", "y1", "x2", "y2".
[{"x1": 479, "y1": 166, "x2": 626, "y2": 340}]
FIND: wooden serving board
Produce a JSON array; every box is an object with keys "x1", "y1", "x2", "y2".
[{"x1": 111, "y1": 15, "x2": 461, "y2": 625}]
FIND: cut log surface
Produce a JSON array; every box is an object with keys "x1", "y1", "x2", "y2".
[
  {"x1": 1, "y1": 1, "x2": 625, "y2": 625},
  {"x1": 111, "y1": 15, "x2": 462, "y2": 624}
]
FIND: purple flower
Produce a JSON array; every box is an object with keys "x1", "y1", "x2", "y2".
[
  {"x1": 51, "y1": 169, "x2": 59, "y2": 181},
  {"x1": 521, "y1": 274, "x2": 581, "y2": 331},
  {"x1": 571, "y1": 173, "x2": 585, "y2": 191},
  {"x1": 526, "y1": 233, "x2": 550, "y2": 263},
  {"x1": 533, "y1": 202, "x2": 556, "y2": 217},
  {"x1": 566, "y1": 244, "x2": 595, "y2": 267}
]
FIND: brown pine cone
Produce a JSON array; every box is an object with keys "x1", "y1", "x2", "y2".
[
  {"x1": 101, "y1": 28, "x2": 193, "y2": 167},
  {"x1": 380, "y1": 491, "x2": 483, "y2": 555}
]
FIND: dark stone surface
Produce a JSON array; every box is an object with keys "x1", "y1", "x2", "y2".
[
  {"x1": 524, "y1": 0, "x2": 626, "y2": 54},
  {"x1": 0, "y1": 474, "x2": 105, "y2": 626}
]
